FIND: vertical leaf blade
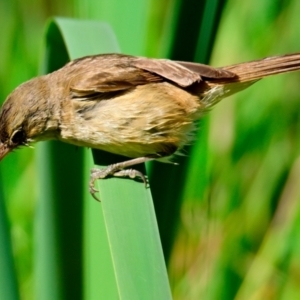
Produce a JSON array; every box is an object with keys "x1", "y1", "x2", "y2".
[{"x1": 37, "y1": 18, "x2": 172, "y2": 300}]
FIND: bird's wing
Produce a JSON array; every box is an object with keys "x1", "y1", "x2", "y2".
[
  {"x1": 175, "y1": 61, "x2": 236, "y2": 80},
  {"x1": 68, "y1": 55, "x2": 163, "y2": 98},
  {"x1": 68, "y1": 54, "x2": 236, "y2": 99},
  {"x1": 132, "y1": 57, "x2": 236, "y2": 86}
]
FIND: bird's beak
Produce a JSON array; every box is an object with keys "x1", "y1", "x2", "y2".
[{"x1": 0, "y1": 143, "x2": 11, "y2": 161}]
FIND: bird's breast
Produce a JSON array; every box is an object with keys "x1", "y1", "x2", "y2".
[{"x1": 59, "y1": 82, "x2": 203, "y2": 158}]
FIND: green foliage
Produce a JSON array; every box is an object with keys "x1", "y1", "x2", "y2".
[
  {"x1": 1, "y1": 0, "x2": 300, "y2": 299},
  {"x1": 35, "y1": 18, "x2": 171, "y2": 300},
  {"x1": 170, "y1": 1, "x2": 300, "y2": 299}
]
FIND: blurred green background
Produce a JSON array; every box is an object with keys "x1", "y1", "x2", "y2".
[{"x1": 1, "y1": 0, "x2": 300, "y2": 299}]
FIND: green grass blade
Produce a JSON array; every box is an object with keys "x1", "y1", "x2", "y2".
[
  {"x1": 149, "y1": 0, "x2": 227, "y2": 263},
  {"x1": 0, "y1": 186, "x2": 20, "y2": 300},
  {"x1": 35, "y1": 141, "x2": 84, "y2": 300},
  {"x1": 38, "y1": 18, "x2": 171, "y2": 300},
  {"x1": 72, "y1": 0, "x2": 152, "y2": 55}
]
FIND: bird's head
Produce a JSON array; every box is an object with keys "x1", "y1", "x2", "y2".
[{"x1": 0, "y1": 77, "x2": 58, "y2": 160}]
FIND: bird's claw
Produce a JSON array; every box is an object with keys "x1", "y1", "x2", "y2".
[
  {"x1": 89, "y1": 178, "x2": 101, "y2": 201},
  {"x1": 113, "y1": 169, "x2": 148, "y2": 187},
  {"x1": 88, "y1": 157, "x2": 154, "y2": 201},
  {"x1": 89, "y1": 166, "x2": 149, "y2": 201}
]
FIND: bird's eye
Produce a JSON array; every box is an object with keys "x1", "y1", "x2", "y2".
[{"x1": 10, "y1": 129, "x2": 26, "y2": 145}]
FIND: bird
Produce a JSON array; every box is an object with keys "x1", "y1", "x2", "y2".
[{"x1": 1, "y1": 52, "x2": 300, "y2": 199}]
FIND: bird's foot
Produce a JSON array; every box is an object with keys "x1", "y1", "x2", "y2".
[{"x1": 89, "y1": 157, "x2": 153, "y2": 201}]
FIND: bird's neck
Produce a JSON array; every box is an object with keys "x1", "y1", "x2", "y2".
[{"x1": 27, "y1": 74, "x2": 61, "y2": 142}]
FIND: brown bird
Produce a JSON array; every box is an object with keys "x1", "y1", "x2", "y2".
[{"x1": 1, "y1": 53, "x2": 300, "y2": 199}]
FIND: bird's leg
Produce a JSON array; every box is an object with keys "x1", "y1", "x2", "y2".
[{"x1": 89, "y1": 157, "x2": 154, "y2": 201}]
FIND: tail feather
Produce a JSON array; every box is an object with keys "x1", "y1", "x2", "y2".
[{"x1": 221, "y1": 53, "x2": 300, "y2": 82}]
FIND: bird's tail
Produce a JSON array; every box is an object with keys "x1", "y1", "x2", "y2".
[
  {"x1": 221, "y1": 53, "x2": 300, "y2": 83},
  {"x1": 199, "y1": 53, "x2": 300, "y2": 109}
]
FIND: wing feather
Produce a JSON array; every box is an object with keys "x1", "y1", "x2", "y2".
[{"x1": 66, "y1": 53, "x2": 236, "y2": 99}]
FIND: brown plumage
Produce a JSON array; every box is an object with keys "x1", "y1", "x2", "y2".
[{"x1": 1, "y1": 53, "x2": 300, "y2": 199}]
